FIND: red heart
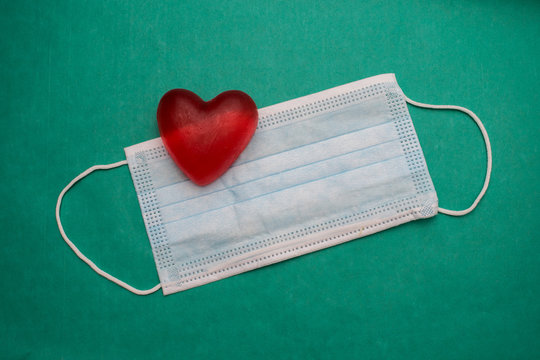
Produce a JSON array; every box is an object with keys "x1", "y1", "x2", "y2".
[{"x1": 157, "y1": 89, "x2": 258, "y2": 186}]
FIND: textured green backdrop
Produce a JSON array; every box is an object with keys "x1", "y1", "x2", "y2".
[{"x1": 1, "y1": 0, "x2": 539, "y2": 359}]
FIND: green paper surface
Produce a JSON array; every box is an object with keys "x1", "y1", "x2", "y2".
[{"x1": 1, "y1": 0, "x2": 539, "y2": 358}]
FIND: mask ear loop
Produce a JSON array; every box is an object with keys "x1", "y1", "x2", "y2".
[
  {"x1": 404, "y1": 96, "x2": 492, "y2": 216},
  {"x1": 56, "y1": 160, "x2": 161, "y2": 295}
]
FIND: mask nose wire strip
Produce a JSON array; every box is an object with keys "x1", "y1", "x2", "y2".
[
  {"x1": 404, "y1": 96, "x2": 492, "y2": 216},
  {"x1": 55, "y1": 160, "x2": 161, "y2": 295}
]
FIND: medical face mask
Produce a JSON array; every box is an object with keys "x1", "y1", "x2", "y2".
[{"x1": 56, "y1": 74, "x2": 492, "y2": 295}]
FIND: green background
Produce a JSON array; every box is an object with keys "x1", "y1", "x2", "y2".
[{"x1": 1, "y1": 0, "x2": 539, "y2": 358}]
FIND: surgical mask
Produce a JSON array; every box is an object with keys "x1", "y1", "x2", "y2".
[{"x1": 56, "y1": 74, "x2": 492, "y2": 295}]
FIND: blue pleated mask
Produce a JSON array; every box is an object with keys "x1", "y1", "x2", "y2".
[{"x1": 56, "y1": 73, "x2": 492, "y2": 295}]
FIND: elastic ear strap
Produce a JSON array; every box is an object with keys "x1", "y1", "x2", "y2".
[
  {"x1": 55, "y1": 160, "x2": 161, "y2": 295},
  {"x1": 404, "y1": 96, "x2": 492, "y2": 216}
]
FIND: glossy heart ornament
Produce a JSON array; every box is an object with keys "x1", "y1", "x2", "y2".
[{"x1": 157, "y1": 90, "x2": 258, "y2": 186}]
